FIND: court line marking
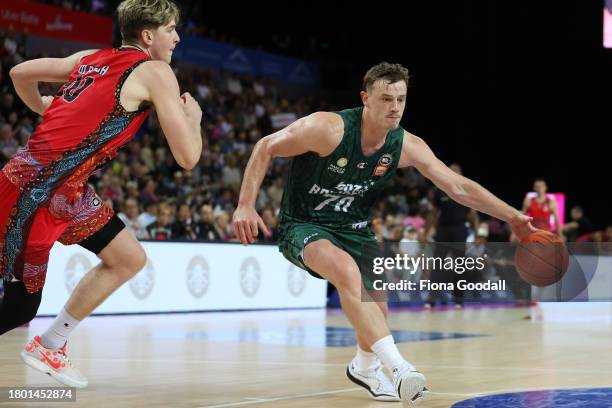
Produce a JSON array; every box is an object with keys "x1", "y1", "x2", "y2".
[
  {"x1": 198, "y1": 389, "x2": 483, "y2": 408},
  {"x1": 474, "y1": 384, "x2": 612, "y2": 396},
  {"x1": 198, "y1": 387, "x2": 362, "y2": 408},
  {"x1": 5, "y1": 356, "x2": 612, "y2": 375},
  {"x1": 197, "y1": 386, "x2": 612, "y2": 408}
]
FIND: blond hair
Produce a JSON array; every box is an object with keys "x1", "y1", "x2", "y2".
[{"x1": 117, "y1": 0, "x2": 180, "y2": 43}]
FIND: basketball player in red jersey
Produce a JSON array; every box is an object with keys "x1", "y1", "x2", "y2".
[
  {"x1": 0, "y1": 0, "x2": 201, "y2": 387},
  {"x1": 522, "y1": 178, "x2": 562, "y2": 234}
]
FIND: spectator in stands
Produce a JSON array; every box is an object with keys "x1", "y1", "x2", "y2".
[
  {"x1": 147, "y1": 204, "x2": 173, "y2": 241},
  {"x1": 125, "y1": 180, "x2": 139, "y2": 200},
  {"x1": 138, "y1": 201, "x2": 158, "y2": 230},
  {"x1": 139, "y1": 179, "x2": 159, "y2": 205},
  {"x1": 171, "y1": 203, "x2": 196, "y2": 240},
  {"x1": 0, "y1": 123, "x2": 17, "y2": 165},
  {"x1": 194, "y1": 204, "x2": 221, "y2": 241},
  {"x1": 118, "y1": 198, "x2": 150, "y2": 240},
  {"x1": 563, "y1": 206, "x2": 594, "y2": 241},
  {"x1": 221, "y1": 154, "x2": 242, "y2": 191},
  {"x1": 258, "y1": 207, "x2": 279, "y2": 242},
  {"x1": 0, "y1": 92, "x2": 16, "y2": 121},
  {"x1": 213, "y1": 211, "x2": 233, "y2": 241},
  {"x1": 267, "y1": 177, "x2": 284, "y2": 209}
]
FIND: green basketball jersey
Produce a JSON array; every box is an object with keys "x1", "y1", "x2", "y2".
[{"x1": 279, "y1": 107, "x2": 404, "y2": 229}]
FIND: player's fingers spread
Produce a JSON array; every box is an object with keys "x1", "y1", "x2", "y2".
[
  {"x1": 249, "y1": 221, "x2": 258, "y2": 242},
  {"x1": 258, "y1": 217, "x2": 271, "y2": 237},
  {"x1": 233, "y1": 221, "x2": 242, "y2": 243},
  {"x1": 235, "y1": 222, "x2": 247, "y2": 245}
]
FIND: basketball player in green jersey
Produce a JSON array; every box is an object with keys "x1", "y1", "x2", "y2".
[{"x1": 233, "y1": 62, "x2": 535, "y2": 403}]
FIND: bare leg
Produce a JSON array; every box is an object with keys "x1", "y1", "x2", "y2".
[
  {"x1": 303, "y1": 240, "x2": 390, "y2": 348},
  {"x1": 65, "y1": 228, "x2": 146, "y2": 319}
]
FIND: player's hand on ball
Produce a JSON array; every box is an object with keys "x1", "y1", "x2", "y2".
[
  {"x1": 509, "y1": 213, "x2": 538, "y2": 241},
  {"x1": 233, "y1": 205, "x2": 271, "y2": 245}
]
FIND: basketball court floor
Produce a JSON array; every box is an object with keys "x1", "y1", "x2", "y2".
[{"x1": 1, "y1": 304, "x2": 611, "y2": 407}]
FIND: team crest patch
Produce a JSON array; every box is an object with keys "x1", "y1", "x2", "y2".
[
  {"x1": 373, "y1": 153, "x2": 393, "y2": 176},
  {"x1": 327, "y1": 157, "x2": 348, "y2": 174}
]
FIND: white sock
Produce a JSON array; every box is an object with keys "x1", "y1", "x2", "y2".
[
  {"x1": 371, "y1": 335, "x2": 415, "y2": 375},
  {"x1": 355, "y1": 345, "x2": 378, "y2": 370},
  {"x1": 40, "y1": 308, "x2": 80, "y2": 349}
]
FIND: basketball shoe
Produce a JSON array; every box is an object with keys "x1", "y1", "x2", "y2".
[
  {"x1": 392, "y1": 362, "x2": 429, "y2": 404},
  {"x1": 21, "y1": 336, "x2": 88, "y2": 388},
  {"x1": 346, "y1": 358, "x2": 399, "y2": 401}
]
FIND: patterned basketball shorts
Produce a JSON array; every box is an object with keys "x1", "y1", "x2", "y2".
[{"x1": 0, "y1": 172, "x2": 114, "y2": 293}]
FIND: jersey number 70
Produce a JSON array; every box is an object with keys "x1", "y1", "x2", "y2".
[{"x1": 314, "y1": 194, "x2": 355, "y2": 212}]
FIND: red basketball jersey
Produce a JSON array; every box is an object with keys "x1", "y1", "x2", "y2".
[
  {"x1": 527, "y1": 197, "x2": 553, "y2": 231},
  {"x1": 3, "y1": 47, "x2": 151, "y2": 202}
]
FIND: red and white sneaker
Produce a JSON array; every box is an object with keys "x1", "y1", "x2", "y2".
[{"x1": 20, "y1": 336, "x2": 88, "y2": 388}]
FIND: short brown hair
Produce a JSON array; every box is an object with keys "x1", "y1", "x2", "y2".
[
  {"x1": 117, "y1": 0, "x2": 180, "y2": 43},
  {"x1": 363, "y1": 62, "x2": 410, "y2": 92}
]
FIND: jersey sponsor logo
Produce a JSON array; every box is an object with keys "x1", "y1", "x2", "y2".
[
  {"x1": 308, "y1": 182, "x2": 373, "y2": 197},
  {"x1": 77, "y1": 64, "x2": 109, "y2": 76},
  {"x1": 357, "y1": 162, "x2": 367, "y2": 169},
  {"x1": 336, "y1": 157, "x2": 348, "y2": 167},
  {"x1": 351, "y1": 221, "x2": 368, "y2": 230},
  {"x1": 374, "y1": 153, "x2": 393, "y2": 177},
  {"x1": 327, "y1": 163, "x2": 346, "y2": 174},
  {"x1": 303, "y1": 232, "x2": 319, "y2": 244}
]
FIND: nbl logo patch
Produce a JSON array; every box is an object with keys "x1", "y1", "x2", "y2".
[{"x1": 373, "y1": 153, "x2": 393, "y2": 177}]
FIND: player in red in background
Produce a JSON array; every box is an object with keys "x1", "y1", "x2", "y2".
[
  {"x1": 522, "y1": 178, "x2": 562, "y2": 234},
  {"x1": 0, "y1": 0, "x2": 202, "y2": 388}
]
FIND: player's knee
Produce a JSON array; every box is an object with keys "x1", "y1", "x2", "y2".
[
  {"x1": 114, "y1": 246, "x2": 146, "y2": 281},
  {"x1": 332, "y1": 263, "x2": 362, "y2": 294},
  {"x1": 126, "y1": 246, "x2": 147, "y2": 275}
]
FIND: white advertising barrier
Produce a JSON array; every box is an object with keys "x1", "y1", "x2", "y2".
[{"x1": 38, "y1": 242, "x2": 327, "y2": 315}]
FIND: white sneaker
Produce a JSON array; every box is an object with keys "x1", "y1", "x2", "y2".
[
  {"x1": 346, "y1": 359, "x2": 399, "y2": 401},
  {"x1": 392, "y1": 363, "x2": 428, "y2": 404},
  {"x1": 21, "y1": 336, "x2": 88, "y2": 388}
]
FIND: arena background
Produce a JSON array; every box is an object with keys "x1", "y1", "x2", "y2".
[{"x1": 0, "y1": 1, "x2": 611, "y2": 407}]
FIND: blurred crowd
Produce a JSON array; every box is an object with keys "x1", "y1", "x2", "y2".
[{"x1": 1, "y1": 25, "x2": 611, "y2": 250}]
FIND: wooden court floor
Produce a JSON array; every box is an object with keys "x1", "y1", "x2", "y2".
[{"x1": 1, "y1": 304, "x2": 611, "y2": 407}]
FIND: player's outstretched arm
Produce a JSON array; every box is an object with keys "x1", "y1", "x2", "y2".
[
  {"x1": 9, "y1": 49, "x2": 97, "y2": 115},
  {"x1": 139, "y1": 61, "x2": 202, "y2": 170},
  {"x1": 233, "y1": 111, "x2": 342, "y2": 244},
  {"x1": 399, "y1": 131, "x2": 536, "y2": 239}
]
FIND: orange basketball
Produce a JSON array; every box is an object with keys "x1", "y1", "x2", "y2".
[{"x1": 514, "y1": 230, "x2": 569, "y2": 287}]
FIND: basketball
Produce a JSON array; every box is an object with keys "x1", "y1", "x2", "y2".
[{"x1": 514, "y1": 230, "x2": 569, "y2": 287}]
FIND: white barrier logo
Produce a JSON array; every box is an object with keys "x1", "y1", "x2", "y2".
[
  {"x1": 240, "y1": 257, "x2": 261, "y2": 297},
  {"x1": 64, "y1": 254, "x2": 92, "y2": 294},
  {"x1": 186, "y1": 255, "x2": 210, "y2": 298},
  {"x1": 129, "y1": 258, "x2": 155, "y2": 299},
  {"x1": 287, "y1": 265, "x2": 307, "y2": 297}
]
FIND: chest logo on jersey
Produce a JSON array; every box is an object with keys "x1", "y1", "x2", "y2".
[
  {"x1": 309, "y1": 181, "x2": 373, "y2": 197},
  {"x1": 357, "y1": 162, "x2": 367, "y2": 169},
  {"x1": 327, "y1": 157, "x2": 349, "y2": 174},
  {"x1": 77, "y1": 64, "x2": 110, "y2": 76},
  {"x1": 373, "y1": 153, "x2": 393, "y2": 177}
]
